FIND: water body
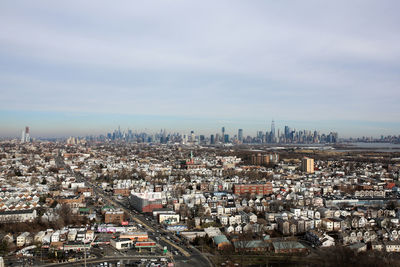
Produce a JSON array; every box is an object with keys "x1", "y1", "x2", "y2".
[
  {"x1": 245, "y1": 142, "x2": 400, "y2": 152},
  {"x1": 336, "y1": 142, "x2": 400, "y2": 152}
]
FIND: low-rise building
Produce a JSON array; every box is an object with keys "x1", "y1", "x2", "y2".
[
  {"x1": 272, "y1": 241, "x2": 308, "y2": 254},
  {"x1": 17, "y1": 232, "x2": 30, "y2": 247},
  {"x1": 105, "y1": 210, "x2": 124, "y2": 224},
  {"x1": 0, "y1": 210, "x2": 37, "y2": 223}
]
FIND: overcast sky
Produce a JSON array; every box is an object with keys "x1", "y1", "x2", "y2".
[{"x1": 1, "y1": 1, "x2": 399, "y2": 137}]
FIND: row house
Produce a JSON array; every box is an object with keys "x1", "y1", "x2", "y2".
[
  {"x1": 276, "y1": 217, "x2": 312, "y2": 235},
  {"x1": 225, "y1": 224, "x2": 243, "y2": 234},
  {"x1": 342, "y1": 230, "x2": 378, "y2": 244},
  {"x1": 305, "y1": 230, "x2": 335, "y2": 247},
  {"x1": 387, "y1": 229, "x2": 400, "y2": 241},
  {"x1": 384, "y1": 241, "x2": 400, "y2": 252},
  {"x1": 220, "y1": 211, "x2": 257, "y2": 226},
  {"x1": 225, "y1": 223, "x2": 266, "y2": 234},
  {"x1": 354, "y1": 190, "x2": 385, "y2": 198},
  {"x1": 321, "y1": 218, "x2": 345, "y2": 232},
  {"x1": 0, "y1": 209, "x2": 37, "y2": 223},
  {"x1": 266, "y1": 209, "x2": 321, "y2": 222},
  {"x1": 351, "y1": 216, "x2": 368, "y2": 228},
  {"x1": 371, "y1": 241, "x2": 384, "y2": 251}
]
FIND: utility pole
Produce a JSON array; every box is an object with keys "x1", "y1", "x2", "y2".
[{"x1": 83, "y1": 241, "x2": 87, "y2": 267}]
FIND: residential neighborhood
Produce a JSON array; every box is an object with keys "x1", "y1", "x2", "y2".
[{"x1": 1, "y1": 139, "x2": 400, "y2": 266}]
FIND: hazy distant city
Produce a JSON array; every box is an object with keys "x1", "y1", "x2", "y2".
[{"x1": 15, "y1": 124, "x2": 400, "y2": 146}]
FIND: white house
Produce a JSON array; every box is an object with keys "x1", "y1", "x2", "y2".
[
  {"x1": 249, "y1": 213, "x2": 258, "y2": 223},
  {"x1": 68, "y1": 230, "x2": 77, "y2": 241},
  {"x1": 34, "y1": 231, "x2": 46, "y2": 243},
  {"x1": 385, "y1": 241, "x2": 400, "y2": 252},
  {"x1": 17, "y1": 232, "x2": 30, "y2": 247},
  {"x1": 51, "y1": 230, "x2": 60, "y2": 243},
  {"x1": 220, "y1": 216, "x2": 229, "y2": 226}
]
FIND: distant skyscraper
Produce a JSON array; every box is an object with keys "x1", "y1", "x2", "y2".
[
  {"x1": 238, "y1": 129, "x2": 243, "y2": 142},
  {"x1": 183, "y1": 134, "x2": 187, "y2": 144},
  {"x1": 215, "y1": 133, "x2": 221, "y2": 143},
  {"x1": 271, "y1": 120, "x2": 275, "y2": 142},
  {"x1": 210, "y1": 134, "x2": 215, "y2": 144},
  {"x1": 224, "y1": 134, "x2": 229, "y2": 143},
  {"x1": 190, "y1": 130, "x2": 195, "y2": 142},
  {"x1": 222, "y1": 127, "x2": 225, "y2": 142},
  {"x1": 284, "y1": 126, "x2": 290, "y2": 139},
  {"x1": 21, "y1": 126, "x2": 30, "y2": 143}
]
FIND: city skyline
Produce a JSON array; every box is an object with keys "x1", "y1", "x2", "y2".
[
  {"x1": 1, "y1": 113, "x2": 400, "y2": 139},
  {"x1": 5, "y1": 120, "x2": 400, "y2": 143},
  {"x1": 1, "y1": 1, "x2": 400, "y2": 138}
]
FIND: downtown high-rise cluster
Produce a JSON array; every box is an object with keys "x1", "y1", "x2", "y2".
[{"x1": 99, "y1": 121, "x2": 338, "y2": 145}]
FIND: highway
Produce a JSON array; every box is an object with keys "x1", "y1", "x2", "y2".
[{"x1": 40, "y1": 255, "x2": 166, "y2": 267}]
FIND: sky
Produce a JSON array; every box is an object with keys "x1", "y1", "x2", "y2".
[{"x1": 0, "y1": 1, "x2": 400, "y2": 138}]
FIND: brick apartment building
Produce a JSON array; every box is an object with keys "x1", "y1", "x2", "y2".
[
  {"x1": 104, "y1": 210, "x2": 125, "y2": 224},
  {"x1": 233, "y1": 183, "x2": 273, "y2": 196},
  {"x1": 251, "y1": 153, "x2": 279, "y2": 166},
  {"x1": 56, "y1": 194, "x2": 85, "y2": 209},
  {"x1": 113, "y1": 188, "x2": 131, "y2": 197}
]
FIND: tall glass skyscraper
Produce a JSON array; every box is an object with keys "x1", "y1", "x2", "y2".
[{"x1": 238, "y1": 129, "x2": 243, "y2": 142}]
